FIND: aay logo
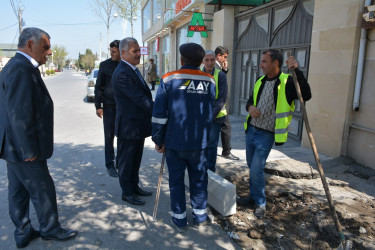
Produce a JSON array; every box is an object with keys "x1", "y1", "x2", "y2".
[{"x1": 179, "y1": 80, "x2": 210, "y2": 94}]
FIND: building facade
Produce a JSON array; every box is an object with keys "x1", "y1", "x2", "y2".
[{"x1": 142, "y1": 0, "x2": 375, "y2": 169}]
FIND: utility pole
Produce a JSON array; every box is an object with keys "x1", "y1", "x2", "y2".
[
  {"x1": 99, "y1": 32, "x2": 102, "y2": 62},
  {"x1": 10, "y1": 0, "x2": 24, "y2": 36},
  {"x1": 18, "y1": 6, "x2": 23, "y2": 34}
]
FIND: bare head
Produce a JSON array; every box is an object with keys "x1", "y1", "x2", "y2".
[
  {"x1": 109, "y1": 40, "x2": 120, "y2": 62},
  {"x1": 18, "y1": 27, "x2": 52, "y2": 65},
  {"x1": 202, "y1": 50, "x2": 215, "y2": 73},
  {"x1": 214, "y1": 46, "x2": 228, "y2": 65},
  {"x1": 260, "y1": 49, "x2": 283, "y2": 78},
  {"x1": 119, "y1": 37, "x2": 140, "y2": 66}
]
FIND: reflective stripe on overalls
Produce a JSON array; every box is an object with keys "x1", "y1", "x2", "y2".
[{"x1": 243, "y1": 73, "x2": 295, "y2": 143}]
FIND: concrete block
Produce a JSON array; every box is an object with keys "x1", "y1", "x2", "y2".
[{"x1": 184, "y1": 170, "x2": 236, "y2": 216}]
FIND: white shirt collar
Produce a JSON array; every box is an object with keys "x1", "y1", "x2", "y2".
[
  {"x1": 17, "y1": 51, "x2": 39, "y2": 68},
  {"x1": 122, "y1": 59, "x2": 137, "y2": 71},
  {"x1": 215, "y1": 60, "x2": 222, "y2": 70}
]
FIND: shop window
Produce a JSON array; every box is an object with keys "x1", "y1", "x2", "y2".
[
  {"x1": 162, "y1": 35, "x2": 170, "y2": 75},
  {"x1": 176, "y1": 24, "x2": 203, "y2": 69},
  {"x1": 153, "y1": 0, "x2": 163, "y2": 24},
  {"x1": 143, "y1": 0, "x2": 152, "y2": 33}
]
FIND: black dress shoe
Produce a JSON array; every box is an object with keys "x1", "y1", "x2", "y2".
[
  {"x1": 135, "y1": 186, "x2": 153, "y2": 196},
  {"x1": 15, "y1": 228, "x2": 40, "y2": 248},
  {"x1": 122, "y1": 195, "x2": 145, "y2": 205},
  {"x1": 222, "y1": 152, "x2": 239, "y2": 160},
  {"x1": 41, "y1": 228, "x2": 78, "y2": 241},
  {"x1": 107, "y1": 167, "x2": 118, "y2": 177}
]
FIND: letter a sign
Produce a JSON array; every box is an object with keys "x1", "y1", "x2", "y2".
[{"x1": 187, "y1": 12, "x2": 208, "y2": 38}]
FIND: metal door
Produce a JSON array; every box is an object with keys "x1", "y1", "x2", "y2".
[{"x1": 231, "y1": 0, "x2": 314, "y2": 141}]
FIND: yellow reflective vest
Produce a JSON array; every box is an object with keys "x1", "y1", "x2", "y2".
[
  {"x1": 202, "y1": 67, "x2": 227, "y2": 119},
  {"x1": 244, "y1": 73, "x2": 295, "y2": 143}
]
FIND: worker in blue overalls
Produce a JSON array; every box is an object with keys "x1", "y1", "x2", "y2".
[{"x1": 152, "y1": 43, "x2": 216, "y2": 233}]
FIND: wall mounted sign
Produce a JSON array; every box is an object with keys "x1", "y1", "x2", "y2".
[
  {"x1": 155, "y1": 37, "x2": 160, "y2": 52},
  {"x1": 187, "y1": 12, "x2": 208, "y2": 37},
  {"x1": 140, "y1": 47, "x2": 149, "y2": 55},
  {"x1": 175, "y1": 0, "x2": 192, "y2": 14}
]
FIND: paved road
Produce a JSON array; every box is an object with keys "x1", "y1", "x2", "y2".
[{"x1": 0, "y1": 71, "x2": 240, "y2": 249}]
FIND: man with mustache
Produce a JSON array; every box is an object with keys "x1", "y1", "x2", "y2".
[{"x1": 0, "y1": 27, "x2": 77, "y2": 248}]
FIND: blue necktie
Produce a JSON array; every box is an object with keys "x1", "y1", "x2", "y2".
[{"x1": 134, "y1": 68, "x2": 147, "y2": 88}]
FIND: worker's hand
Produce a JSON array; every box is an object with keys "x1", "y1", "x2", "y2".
[
  {"x1": 155, "y1": 144, "x2": 165, "y2": 153},
  {"x1": 96, "y1": 109, "x2": 103, "y2": 118},
  {"x1": 25, "y1": 156, "x2": 37, "y2": 162},
  {"x1": 222, "y1": 60, "x2": 228, "y2": 71},
  {"x1": 249, "y1": 105, "x2": 261, "y2": 118},
  {"x1": 286, "y1": 56, "x2": 298, "y2": 70}
]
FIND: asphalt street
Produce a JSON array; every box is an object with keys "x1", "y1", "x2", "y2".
[{"x1": 0, "y1": 71, "x2": 240, "y2": 249}]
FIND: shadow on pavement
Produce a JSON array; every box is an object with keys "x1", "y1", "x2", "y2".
[{"x1": 0, "y1": 142, "x2": 238, "y2": 249}]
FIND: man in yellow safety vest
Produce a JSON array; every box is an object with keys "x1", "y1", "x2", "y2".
[
  {"x1": 202, "y1": 50, "x2": 228, "y2": 173},
  {"x1": 238, "y1": 49, "x2": 311, "y2": 218}
]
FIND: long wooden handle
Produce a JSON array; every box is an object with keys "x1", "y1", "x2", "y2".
[
  {"x1": 289, "y1": 66, "x2": 344, "y2": 242},
  {"x1": 153, "y1": 152, "x2": 166, "y2": 220}
]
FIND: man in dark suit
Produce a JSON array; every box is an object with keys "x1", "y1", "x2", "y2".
[
  {"x1": 95, "y1": 40, "x2": 121, "y2": 178},
  {"x1": 112, "y1": 37, "x2": 154, "y2": 206},
  {"x1": 0, "y1": 27, "x2": 77, "y2": 248}
]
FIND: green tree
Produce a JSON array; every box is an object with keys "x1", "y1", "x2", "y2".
[
  {"x1": 111, "y1": 0, "x2": 142, "y2": 37},
  {"x1": 78, "y1": 49, "x2": 98, "y2": 71},
  {"x1": 47, "y1": 45, "x2": 68, "y2": 70}
]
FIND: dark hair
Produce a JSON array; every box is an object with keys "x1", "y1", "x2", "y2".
[
  {"x1": 18, "y1": 27, "x2": 50, "y2": 49},
  {"x1": 263, "y1": 49, "x2": 283, "y2": 68},
  {"x1": 110, "y1": 40, "x2": 120, "y2": 48},
  {"x1": 214, "y1": 46, "x2": 229, "y2": 57},
  {"x1": 149, "y1": 58, "x2": 154, "y2": 62},
  {"x1": 181, "y1": 56, "x2": 201, "y2": 67}
]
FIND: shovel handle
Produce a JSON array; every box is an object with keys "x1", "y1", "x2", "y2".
[
  {"x1": 287, "y1": 52, "x2": 344, "y2": 242},
  {"x1": 153, "y1": 152, "x2": 166, "y2": 220}
]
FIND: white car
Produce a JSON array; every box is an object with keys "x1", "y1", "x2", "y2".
[{"x1": 86, "y1": 69, "x2": 99, "y2": 102}]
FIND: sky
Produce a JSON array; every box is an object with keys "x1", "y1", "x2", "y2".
[{"x1": 0, "y1": 0, "x2": 143, "y2": 59}]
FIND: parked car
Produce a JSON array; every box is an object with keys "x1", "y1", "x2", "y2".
[{"x1": 86, "y1": 68, "x2": 99, "y2": 102}]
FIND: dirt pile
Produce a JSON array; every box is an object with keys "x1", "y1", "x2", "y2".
[{"x1": 212, "y1": 159, "x2": 375, "y2": 249}]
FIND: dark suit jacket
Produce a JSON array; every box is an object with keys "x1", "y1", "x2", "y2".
[
  {"x1": 0, "y1": 53, "x2": 54, "y2": 162},
  {"x1": 94, "y1": 58, "x2": 119, "y2": 109},
  {"x1": 112, "y1": 60, "x2": 153, "y2": 140}
]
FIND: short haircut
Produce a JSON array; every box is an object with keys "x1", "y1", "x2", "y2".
[
  {"x1": 110, "y1": 40, "x2": 120, "y2": 48},
  {"x1": 119, "y1": 37, "x2": 138, "y2": 52},
  {"x1": 263, "y1": 49, "x2": 283, "y2": 68},
  {"x1": 214, "y1": 46, "x2": 228, "y2": 56},
  {"x1": 205, "y1": 50, "x2": 215, "y2": 57},
  {"x1": 18, "y1": 27, "x2": 50, "y2": 49},
  {"x1": 149, "y1": 58, "x2": 154, "y2": 62}
]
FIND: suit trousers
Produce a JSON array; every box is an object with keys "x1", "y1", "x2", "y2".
[
  {"x1": 220, "y1": 115, "x2": 232, "y2": 155},
  {"x1": 7, "y1": 160, "x2": 61, "y2": 235},
  {"x1": 103, "y1": 107, "x2": 117, "y2": 169},
  {"x1": 117, "y1": 138, "x2": 144, "y2": 197}
]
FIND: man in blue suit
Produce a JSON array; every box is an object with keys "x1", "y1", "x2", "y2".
[
  {"x1": 112, "y1": 37, "x2": 154, "y2": 206},
  {"x1": 0, "y1": 27, "x2": 77, "y2": 248}
]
